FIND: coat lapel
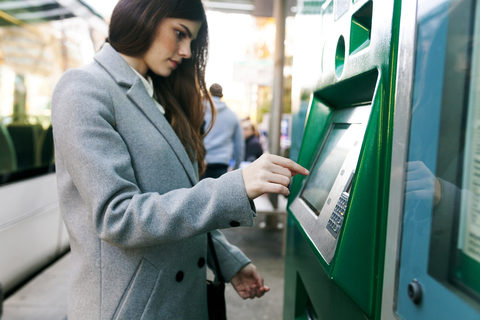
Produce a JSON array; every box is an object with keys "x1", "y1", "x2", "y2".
[
  {"x1": 94, "y1": 43, "x2": 198, "y2": 185},
  {"x1": 127, "y1": 82, "x2": 198, "y2": 184}
]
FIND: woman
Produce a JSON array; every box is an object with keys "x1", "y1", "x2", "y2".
[
  {"x1": 52, "y1": 0, "x2": 308, "y2": 319},
  {"x1": 242, "y1": 118, "x2": 264, "y2": 162}
]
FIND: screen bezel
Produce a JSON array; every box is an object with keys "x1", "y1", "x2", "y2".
[{"x1": 289, "y1": 104, "x2": 371, "y2": 264}]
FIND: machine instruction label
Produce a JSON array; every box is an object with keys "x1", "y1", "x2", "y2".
[{"x1": 461, "y1": 107, "x2": 480, "y2": 264}]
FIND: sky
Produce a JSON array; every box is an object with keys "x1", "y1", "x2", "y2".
[{"x1": 83, "y1": 0, "x2": 118, "y2": 17}]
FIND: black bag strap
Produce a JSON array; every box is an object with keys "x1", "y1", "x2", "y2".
[{"x1": 207, "y1": 232, "x2": 224, "y2": 283}]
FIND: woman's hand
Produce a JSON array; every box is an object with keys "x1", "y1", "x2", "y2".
[
  {"x1": 230, "y1": 263, "x2": 270, "y2": 299},
  {"x1": 242, "y1": 154, "x2": 309, "y2": 200},
  {"x1": 406, "y1": 161, "x2": 442, "y2": 206}
]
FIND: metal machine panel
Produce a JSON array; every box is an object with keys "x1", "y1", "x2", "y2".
[
  {"x1": 394, "y1": 0, "x2": 480, "y2": 318},
  {"x1": 290, "y1": 105, "x2": 371, "y2": 263},
  {"x1": 381, "y1": 0, "x2": 417, "y2": 318}
]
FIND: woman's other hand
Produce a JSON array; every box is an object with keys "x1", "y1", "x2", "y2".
[
  {"x1": 242, "y1": 154, "x2": 309, "y2": 200},
  {"x1": 406, "y1": 161, "x2": 442, "y2": 206},
  {"x1": 230, "y1": 263, "x2": 270, "y2": 299}
]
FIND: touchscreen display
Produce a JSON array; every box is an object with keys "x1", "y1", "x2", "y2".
[{"x1": 301, "y1": 124, "x2": 351, "y2": 215}]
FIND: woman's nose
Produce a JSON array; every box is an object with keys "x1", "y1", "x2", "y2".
[{"x1": 179, "y1": 41, "x2": 192, "y2": 59}]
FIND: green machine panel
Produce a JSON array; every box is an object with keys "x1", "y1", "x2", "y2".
[
  {"x1": 284, "y1": 0, "x2": 401, "y2": 319},
  {"x1": 290, "y1": 105, "x2": 371, "y2": 264}
]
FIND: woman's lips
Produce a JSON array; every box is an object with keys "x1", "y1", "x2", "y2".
[{"x1": 170, "y1": 59, "x2": 180, "y2": 69}]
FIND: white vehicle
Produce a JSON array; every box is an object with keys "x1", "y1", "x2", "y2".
[{"x1": 0, "y1": 0, "x2": 107, "y2": 309}]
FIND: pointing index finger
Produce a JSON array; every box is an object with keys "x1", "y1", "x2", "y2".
[{"x1": 270, "y1": 155, "x2": 309, "y2": 176}]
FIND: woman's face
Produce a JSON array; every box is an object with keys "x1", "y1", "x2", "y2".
[
  {"x1": 143, "y1": 18, "x2": 202, "y2": 77},
  {"x1": 242, "y1": 121, "x2": 255, "y2": 139}
]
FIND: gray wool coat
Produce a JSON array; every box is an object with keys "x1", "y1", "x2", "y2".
[{"x1": 51, "y1": 43, "x2": 256, "y2": 320}]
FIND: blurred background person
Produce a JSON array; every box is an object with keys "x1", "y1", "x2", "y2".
[
  {"x1": 202, "y1": 83, "x2": 244, "y2": 179},
  {"x1": 242, "y1": 118, "x2": 264, "y2": 163}
]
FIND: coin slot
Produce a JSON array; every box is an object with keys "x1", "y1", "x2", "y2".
[{"x1": 335, "y1": 36, "x2": 346, "y2": 78}]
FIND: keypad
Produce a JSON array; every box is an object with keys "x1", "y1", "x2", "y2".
[{"x1": 326, "y1": 192, "x2": 349, "y2": 238}]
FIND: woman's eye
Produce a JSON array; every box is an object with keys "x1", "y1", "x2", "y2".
[{"x1": 176, "y1": 30, "x2": 186, "y2": 39}]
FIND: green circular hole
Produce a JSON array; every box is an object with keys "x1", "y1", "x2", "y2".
[{"x1": 335, "y1": 36, "x2": 345, "y2": 78}]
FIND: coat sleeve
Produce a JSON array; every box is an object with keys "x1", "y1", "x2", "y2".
[
  {"x1": 52, "y1": 68, "x2": 256, "y2": 249},
  {"x1": 207, "y1": 229, "x2": 251, "y2": 282}
]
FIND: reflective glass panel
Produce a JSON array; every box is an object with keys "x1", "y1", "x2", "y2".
[
  {"x1": 396, "y1": 0, "x2": 480, "y2": 317},
  {"x1": 0, "y1": 5, "x2": 97, "y2": 185}
]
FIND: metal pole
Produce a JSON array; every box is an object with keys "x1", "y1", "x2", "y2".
[
  {"x1": 269, "y1": 0, "x2": 286, "y2": 157},
  {"x1": 265, "y1": 0, "x2": 286, "y2": 228}
]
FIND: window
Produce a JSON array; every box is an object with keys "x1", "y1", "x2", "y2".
[{"x1": 0, "y1": 3, "x2": 100, "y2": 185}]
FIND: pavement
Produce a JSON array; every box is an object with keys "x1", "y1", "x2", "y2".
[
  {"x1": 214, "y1": 211, "x2": 286, "y2": 320},
  {"x1": 2, "y1": 202, "x2": 287, "y2": 320},
  {"x1": 2, "y1": 254, "x2": 70, "y2": 320}
]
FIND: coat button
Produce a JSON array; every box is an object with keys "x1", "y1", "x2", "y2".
[
  {"x1": 198, "y1": 258, "x2": 205, "y2": 268},
  {"x1": 230, "y1": 221, "x2": 240, "y2": 227},
  {"x1": 176, "y1": 271, "x2": 184, "y2": 282}
]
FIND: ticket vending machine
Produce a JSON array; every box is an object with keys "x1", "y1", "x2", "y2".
[
  {"x1": 285, "y1": 0, "x2": 480, "y2": 319},
  {"x1": 283, "y1": 0, "x2": 400, "y2": 319},
  {"x1": 382, "y1": 0, "x2": 480, "y2": 319}
]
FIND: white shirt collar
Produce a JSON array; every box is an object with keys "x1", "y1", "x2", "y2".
[{"x1": 129, "y1": 66, "x2": 165, "y2": 114}]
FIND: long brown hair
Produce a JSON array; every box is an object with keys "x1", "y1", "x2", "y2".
[{"x1": 109, "y1": 0, "x2": 214, "y2": 175}]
